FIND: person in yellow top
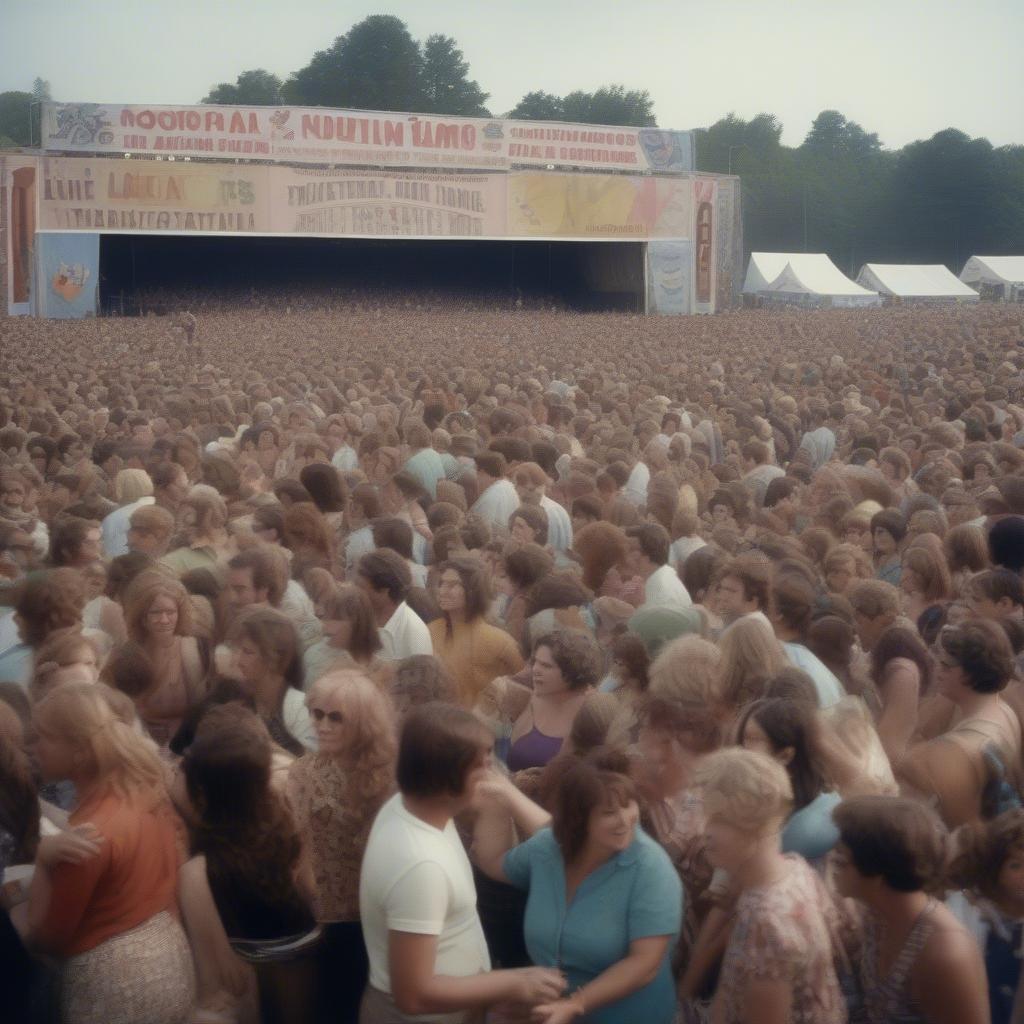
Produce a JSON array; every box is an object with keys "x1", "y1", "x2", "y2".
[{"x1": 429, "y1": 554, "x2": 524, "y2": 707}]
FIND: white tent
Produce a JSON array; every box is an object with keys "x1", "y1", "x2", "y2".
[
  {"x1": 744, "y1": 252, "x2": 881, "y2": 307},
  {"x1": 960, "y1": 256, "x2": 1024, "y2": 301},
  {"x1": 856, "y1": 263, "x2": 979, "y2": 303}
]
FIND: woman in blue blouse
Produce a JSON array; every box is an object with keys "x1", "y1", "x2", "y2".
[{"x1": 474, "y1": 748, "x2": 682, "y2": 1024}]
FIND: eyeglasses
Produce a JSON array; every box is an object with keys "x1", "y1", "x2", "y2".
[{"x1": 310, "y1": 708, "x2": 344, "y2": 725}]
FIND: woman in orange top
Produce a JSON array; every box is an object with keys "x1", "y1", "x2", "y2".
[{"x1": 24, "y1": 683, "x2": 194, "y2": 1024}]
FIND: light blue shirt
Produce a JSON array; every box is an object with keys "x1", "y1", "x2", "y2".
[
  {"x1": 403, "y1": 448, "x2": 446, "y2": 499},
  {"x1": 503, "y1": 827, "x2": 681, "y2": 1024},
  {"x1": 781, "y1": 791, "x2": 842, "y2": 863},
  {"x1": 0, "y1": 642, "x2": 32, "y2": 689},
  {"x1": 782, "y1": 642, "x2": 844, "y2": 708}
]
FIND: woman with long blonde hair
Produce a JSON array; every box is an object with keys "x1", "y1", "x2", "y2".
[
  {"x1": 287, "y1": 669, "x2": 397, "y2": 1022},
  {"x1": 23, "y1": 683, "x2": 193, "y2": 1024},
  {"x1": 717, "y1": 615, "x2": 789, "y2": 715}
]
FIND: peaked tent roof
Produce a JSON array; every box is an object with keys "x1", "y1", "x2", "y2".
[
  {"x1": 960, "y1": 256, "x2": 1024, "y2": 286},
  {"x1": 857, "y1": 264, "x2": 979, "y2": 300},
  {"x1": 743, "y1": 252, "x2": 879, "y2": 299}
]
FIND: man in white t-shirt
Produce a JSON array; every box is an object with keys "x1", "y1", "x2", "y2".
[
  {"x1": 627, "y1": 523, "x2": 692, "y2": 612},
  {"x1": 360, "y1": 704, "x2": 565, "y2": 1021}
]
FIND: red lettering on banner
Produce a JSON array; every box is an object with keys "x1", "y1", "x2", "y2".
[{"x1": 205, "y1": 111, "x2": 224, "y2": 132}]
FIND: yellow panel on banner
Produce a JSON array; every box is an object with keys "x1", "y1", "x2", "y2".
[
  {"x1": 508, "y1": 173, "x2": 691, "y2": 239},
  {"x1": 38, "y1": 156, "x2": 271, "y2": 232}
]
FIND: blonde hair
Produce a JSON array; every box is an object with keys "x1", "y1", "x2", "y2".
[
  {"x1": 123, "y1": 571, "x2": 194, "y2": 644},
  {"x1": 306, "y1": 669, "x2": 396, "y2": 804},
  {"x1": 33, "y1": 682, "x2": 163, "y2": 800},
  {"x1": 718, "y1": 616, "x2": 788, "y2": 709},
  {"x1": 649, "y1": 636, "x2": 723, "y2": 708},
  {"x1": 695, "y1": 747, "x2": 793, "y2": 834},
  {"x1": 115, "y1": 468, "x2": 154, "y2": 505}
]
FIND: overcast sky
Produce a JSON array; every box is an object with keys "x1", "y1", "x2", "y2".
[{"x1": 3, "y1": 0, "x2": 1021, "y2": 149}]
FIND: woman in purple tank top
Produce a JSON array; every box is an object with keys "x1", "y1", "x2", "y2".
[{"x1": 507, "y1": 631, "x2": 601, "y2": 772}]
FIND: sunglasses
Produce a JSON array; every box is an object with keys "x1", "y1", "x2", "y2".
[{"x1": 310, "y1": 708, "x2": 344, "y2": 725}]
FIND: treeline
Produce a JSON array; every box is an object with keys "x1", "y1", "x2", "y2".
[{"x1": 2, "y1": 14, "x2": 1021, "y2": 270}]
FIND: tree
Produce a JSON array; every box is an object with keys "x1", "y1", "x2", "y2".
[
  {"x1": 283, "y1": 15, "x2": 425, "y2": 111},
  {"x1": 802, "y1": 110, "x2": 880, "y2": 159},
  {"x1": 0, "y1": 91, "x2": 33, "y2": 147},
  {"x1": 508, "y1": 85, "x2": 655, "y2": 126},
  {"x1": 420, "y1": 35, "x2": 490, "y2": 116},
  {"x1": 506, "y1": 91, "x2": 564, "y2": 121},
  {"x1": 202, "y1": 69, "x2": 283, "y2": 105}
]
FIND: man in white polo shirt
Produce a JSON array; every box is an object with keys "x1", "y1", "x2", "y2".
[{"x1": 626, "y1": 523, "x2": 692, "y2": 612}]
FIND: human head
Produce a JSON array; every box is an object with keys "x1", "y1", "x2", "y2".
[
  {"x1": 966, "y1": 568, "x2": 1024, "y2": 621},
  {"x1": 227, "y1": 546, "x2": 284, "y2": 609},
  {"x1": 551, "y1": 747, "x2": 638, "y2": 864},
  {"x1": 531, "y1": 631, "x2": 603, "y2": 695},
  {"x1": 396, "y1": 701, "x2": 492, "y2": 805},
  {"x1": 736, "y1": 698, "x2": 826, "y2": 811},
  {"x1": 625, "y1": 523, "x2": 671, "y2": 576},
  {"x1": 391, "y1": 655, "x2": 457, "y2": 717},
  {"x1": 949, "y1": 809, "x2": 1024, "y2": 905},
  {"x1": 356, "y1": 548, "x2": 412, "y2": 617},
  {"x1": 114, "y1": 468, "x2": 154, "y2": 505},
  {"x1": 832, "y1": 795, "x2": 946, "y2": 898},
  {"x1": 989, "y1": 516, "x2": 1024, "y2": 574},
  {"x1": 228, "y1": 606, "x2": 302, "y2": 696},
  {"x1": 13, "y1": 569, "x2": 87, "y2": 647},
  {"x1": 123, "y1": 570, "x2": 193, "y2": 645},
  {"x1": 48, "y1": 516, "x2": 102, "y2": 567},
  {"x1": 714, "y1": 553, "x2": 771, "y2": 622},
  {"x1": 436, "y1": 554, "x2": 491, "y2": 622},
  {"x1": 943, "y1": 523, "x2": 989, "y2": 576},
  {"x1": 695, "y1": 747, "x2": 793, "y2": 872},
  {"x1": 32, "y1": 683, "x2": 162, "y2": 796},
  {"x1": 306, "y1": 668, "x2": 397, "y2": 769},
  {"x1": 935, "y1": 619, "x2": 1015, "y2": 697},
  {"x1": 718, "y1": 616, "x2": 787, "y2": 710},
  {"x1": 871, "y1": 508, "x2": 906, "y2": 558},
  {"x1": 900, "y1": 544, "x2": 952, "y2": 605},
  {"x1": 299, "y1": 462, "x2": 347, "y2": 514},
  {"x1": 127, "y1": 504, "x2": 175, "y2": 558},
  {"x1": 512, "y1": 462, "x2": 549, "y2": 506},
  {"x1": 822, "y1": 543, "x2": 872, "y2": 595},
  {"x1": 509, "y1": 503, "x2": 549, "y2": 546},
  {"x1": 30, "y1": 627, "x2": 101, "y2": 702},
  {"x1": 319, "y1": 584, "x2": 381, "y2": 661},
  {"x1": 847, "y1": 579, "x2": 901, "y2": 652}
]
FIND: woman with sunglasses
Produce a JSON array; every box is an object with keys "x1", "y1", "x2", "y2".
[
  {"x1": 288, "y1": 669, "x2": 396, "y2": 1023},
  {"x1": 899, "y1": 619, "x2": 1022, "y2": 828}
]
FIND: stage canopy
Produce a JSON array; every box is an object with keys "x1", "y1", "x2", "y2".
[
  {"x1": 960, "y1": 256, "x2": 1024, "y2": 301},
  {"x1": 744, "y1": 252, "x2": 881, "y2": 307},
  {"x1": 857, "y1": 263, "x2": 979, "y2": 302}
]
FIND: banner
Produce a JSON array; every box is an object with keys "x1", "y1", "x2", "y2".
[
  {"x1": 37, "y1": 156, "x2": 271, "y2": 232},
  {"x1": 692, "y1": 178, "x2": 717, "y2": 313},
  {"x1": 647, "y1": 240, "x2": 693, "y2": 315},
  {"x1": 269, "y1": 167, "x2": 507, "y2": 237},
  {"x1": 508, "y1": 173, "x2": 691, "y2": 239},
  {"x1": 2, "y1": 155, "x2": 38, "y2": 314},
  {"x1": 35, "y1": 231, "x2": 99, "y2": 318},
  {"x1": 42, "y1": 102, "x2": 693, "y2": 174}
]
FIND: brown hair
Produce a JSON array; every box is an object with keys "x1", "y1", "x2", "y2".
[
  {"x1": 396, "y1": 702, "x2": 492, "y2": 798},
  {"x1": 552, "y1": 747, "x2": 636, "y2": 863},
  {"x1": 901, "y1": 544, "x2": 953, "y2": 604},
  {"x1": 322, "y1": 584, "x2": 382, "y2": 662},
  {"x1": 949, "y1": 809, "x2": 1024, "y2": 902},
  {"x1": 944, "y1": 523, "x2": 989, "y2": 575},
  {"x1": 123, "y1": 571, "x2": 195, "y2": 644},
  {"x1": 504, "y1": 542, "x2": 554, "y2": 591},
  {"x1": 439, "y1": 554, "x2": 492, "y2": 622},
  {"x1": 716, "y1": 553, "x2": 772, "y2": 610},
  {"x1": 573, "y1": 521, "x2": 630, "y2": 592},
  {"x1": 833, "y1": 795, "x2": 946, "y2": 892},
  {"x1": 0, "y1": 700, "x2": 38, "y2": 863},
  {"x1": 129, "y1": 504, "x2": 175, "y2": 543},
  {"x1": 283, "y1": 501, "x2": 334, "y2": 566},
  {"x1": 509, "y1": 504, "x2": 549, "y2": 546},
  {"x1": 14, "y1": 569, "x2": 88, "y2": 647},
  {"x1": 48, "y1": 517, "x2": 99, "y2": 567},
  {"x1": 533, "y1": 630, "x2": 603, "y2": 691},
  {"x1": 228, "y1": 546, "x2": 285, "y2": 606},
  {"x1": 937, "y1": 619, "x2": 1016, "y2": 694}
]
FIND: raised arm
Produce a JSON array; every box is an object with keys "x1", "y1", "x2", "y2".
[{"x1": 471, "y1": 771, "x2": 550, "y2": 882}]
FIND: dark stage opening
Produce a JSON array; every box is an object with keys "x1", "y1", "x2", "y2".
[{"x1": 99, "y1": 235, "x2": 645, "y2": 314}]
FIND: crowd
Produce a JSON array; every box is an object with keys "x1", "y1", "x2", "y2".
[{"x1": 1, "y1": 295, "x2": 1024, "y2": 1024}]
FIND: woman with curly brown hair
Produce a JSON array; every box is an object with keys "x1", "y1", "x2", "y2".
[
  {"x1": 178, "y1": 705, "x2": 319, "y2": 1024},
  {"x1": 288, "y1": 670, "x2": 396, "y2": 1023},
  {"x1": 572, "y1": 521, "x2": 643, "y2": 607},
  {"x1": 283, "y1": 501, "x2": 336, "y2": 578},
  {"x1": 119, "y1": 571, "x2": 210, "y2": 746}
]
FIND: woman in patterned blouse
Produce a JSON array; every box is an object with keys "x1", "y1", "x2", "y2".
[{"x1": 287, "y1": 668, "x2": 396, "y2": 1024}]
